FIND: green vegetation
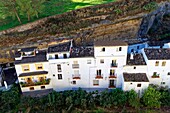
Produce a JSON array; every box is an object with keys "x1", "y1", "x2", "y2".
[
  {"x1": 0, "y1": 0, "x2": 116, "y2": 31},
  {"x1": 143, "y1": 2, "x2": 158, "y2": 11},
  {"x1": 0, "y1": 84, "x2": 170, "y2": 112},
  {"x1": 142, "y1": 86, "x2": 161, "y2": 108}
]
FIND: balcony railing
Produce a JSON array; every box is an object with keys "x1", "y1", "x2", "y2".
[
  {"x1": 109, "y1": 75, "x2": 117, "y2": 78},
  {"x1": 72, "y1": 74, "x2": 81, "y2": 79},
  {"x1": 108, "y1": 85, "x2": 116, "y2": 88},
  {"x1": 151, "y1": 74, "x2": 160, "y2": 78},
  {"x1": 95, "y1": 74, "x2": 103, "y2": 79},
  {"x1": 111, "y1": 63, "x2": 117, "y2": 67},
  {"x1": 20, "y1": 78, "x2": 51, "y2": 87},
  {"x1": 72, "y1": 64, "x2": 79, "y2": 68}
]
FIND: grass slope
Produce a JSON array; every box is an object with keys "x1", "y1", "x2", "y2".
[{"x1": 0, "y1": 0, "x2": 115, "y2": 31}]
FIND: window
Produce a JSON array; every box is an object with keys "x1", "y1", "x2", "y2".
[
  {"x1": 119, "y1": 47, "x2": 122, "y2": 51},
  {"x1": 102, "y1": 47, "x2": 105, "y2": 52},
  {"x1": 96, "y1": 69, "x2": 101, "y2": 75},
  {"x1": 111, "y1": 60, "x2": 117, "y2": 67},
  {"x1": 130, "y1": 83, "x2": 133, "y2": 85},
  {"x1": 22, "y1": 65, "x2": 30, "y2": 71},
  {"x1": 137, "y1": 84, "x2": 141, "y2": 87},
  {"x1": 72, "y1": 61, "x2": 79, "y2": 68},
  {"x1": 93, "y1": 80, "x2": 99, "y2": 86},
  {"x1": 49, "y1": 55, "x2": 52, "y2": 59},
  {"x1": 21, "y1": 78, "x2": 25, "y2": 80},
  {"x1": 162, "y1": 61, "x2": 166, "y2": 66},
  {"x1": 155, "y1": 61, "x2": 159, "y2": 66},
  {"x1": 55, "y1": 54, "x2": 58, "y2": 59},
  {"x1": 35, "y1": 64, "x2": 43, "y2": 70},
  {"x1": 153, "y1": 72, "x2": 157, "y2": 76},
  {"x1": 168, "y1": 72, "x2": 170, "y2": 75},
  {"x1": 137, "y1": 46, "x2": 139, "y2": 49},
  {"x1": 73, "y1": 61, "x2": 78, "y2": 64},
  {"x1": 110, "y1": 69, "x2": 115, "y2": 75},
  {"x1": 134, "y1": 67, "x2": 136, "y2": 69},
  {"x1": 87, "y1": 60, "x2": 91, "y2": 64},
  {"x1": 100, "y1": 59, "x2": 104, "y2": 64},
  {"x1": 63, "y1": 54, "x2": 67, "y2": 58},
  {"x1": 58, "y1": 74, "x2": 62, "y2": 80},
  {"x1": 41, "y1": 86, "x2": 45, "y2": 89},
  {"x1": 161, "y1": 82, "x2": 165, "y2": 85},
  {"x1": 72, "y1": 81, "x2": 76, "y2": 84},
  {"x1": 30, "y1": 87, "x2": 34, "y2": 90},
  {"x1": 57, "y1": 64, "x2": 62, "y2": 72},
  {"x1": 131, "y1": 49, "x2": 134, "y2": 52},
  {"x1": 53, "y1": 74, "x2": 55, "y2": 77}
]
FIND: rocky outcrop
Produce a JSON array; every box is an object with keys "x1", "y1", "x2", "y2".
[
  {"x1": 138, "y1": 2, "x2": 170, "y2": 41},
  {"x1": 0, "y1": 0, "x2": 167, "y2": 62}
]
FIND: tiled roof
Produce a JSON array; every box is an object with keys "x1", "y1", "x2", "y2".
[
  {"x1": 21, "y1": 47, "x2": 37, "y2": 52},
  {"x1": 15, "y1": 50, "x2": 47, "y2": 64},
  {"x1": 94, "y1": 39, "x2": 128, "y2": 47},
  {"x1": 127, "y1": 53, "x2": 146, "y2": 65},
  {"x1": 124, "y1": 39, "x2": 146, "y2": 45},
  {"x1": 70, "y1": 46, "x2": 94, "y2": 58},
  {"x1": 48, "y1": 42, "x2": 71, "y2": 53},
  {"x1": 144, "y1": 48, "x2": 170, "y2": 60},
  {"x1": 19, "y1": 71, "x2": 48, "y2": 77},
  {"x1": 123, "y1": 73, "x2": 149, "y2": 82}
]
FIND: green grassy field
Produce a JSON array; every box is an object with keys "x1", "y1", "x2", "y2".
[{"x1": 0, "y1": 0, "x2": 116, "y2": 31}]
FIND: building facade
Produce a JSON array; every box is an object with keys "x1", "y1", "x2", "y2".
[{"x1": 14, "y1": 39, "x2": 170, "y2": 95}]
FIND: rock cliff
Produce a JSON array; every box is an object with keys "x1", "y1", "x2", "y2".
[
  {"x1": 138, "y1": 2, "x2": 170, "y2": 41},
  {"x1": 0, "y1": 0, "x2": 168, "y2": 63}
]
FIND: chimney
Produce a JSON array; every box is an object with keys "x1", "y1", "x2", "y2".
[{"x1": 130, "y1": 52, "x2": 134, "y2": 60}]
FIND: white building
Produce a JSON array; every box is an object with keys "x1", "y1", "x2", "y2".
[
  {"x1": 122, "y1": 73, "x2": 149, "y2": 96},
  {"x1": 14, "y1": 39, "x2": 170, "y2": 95}
]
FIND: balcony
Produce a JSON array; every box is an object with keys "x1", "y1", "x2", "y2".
[
  {"x1": 95, "y1": 74, "x2": 103, "y2": 79},
  {"x1": 109, "y1": 75, "x2": 117, "y2": 79},
  {"x1": 72, "y1": 74, "x2": 81, "y2": 79},
  {"x1": 111, "y1": 63, "x2": 117, "y2": 68},
  {"x1": 151, "y1": 75, "x2": 160, "y2": 78},
  {"x1": 20, "y1": 78, "x2": 51, "y2": 87},
  {"x1": 108, "y1": 85, "x2": 116, "y2": 88},
  {"x1": 72, "y1": 64, "x2": 79, "y2": 69},
  {"x1": 151, "y1": 73, "x2": 160, "y2": 78}
]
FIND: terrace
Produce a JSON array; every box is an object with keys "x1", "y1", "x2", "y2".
[
  {"x1": 20, "y1": 78, "x2": 51, "y2": 87},
  {"x1": 15, "y1": 50, "x2": 47, "y2": 64},
  {"x1": 70, "y1": 46, "x2": 94, "y2": 58},
  {"x1": 144, "y1": 48, "x2": 170, "y2": 60},
  {"x1": 48, "y1": 42, "x2": 71, "y2": 53},
  {"x1": 127, "y1": 53, "x2": 146, "y2": 65}
]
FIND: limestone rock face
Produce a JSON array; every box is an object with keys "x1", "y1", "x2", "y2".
[{"x1": 138, "y1": 2, "x2": 170, "y2": 41}]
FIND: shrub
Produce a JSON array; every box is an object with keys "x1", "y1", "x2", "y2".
[
  {"x1": 126, "y1": 90, "x2": 140, "y2": 109},
  {"x1": 143, "y1": 2, "x2": 158, "y2": 11},
  {"x1": 142, "y1": 86, "x2": 161, "y2": 108}
]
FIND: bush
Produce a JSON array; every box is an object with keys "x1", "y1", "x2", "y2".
[
  {"x1": 126, "y1": 90, "x2": 140, "y2": 109},
  {"x1": 142, "y1": 86, "x2": 161, "y2": 108},
  {"x1": 143, "y1": 2, "x2": 158, "y2": 11}
]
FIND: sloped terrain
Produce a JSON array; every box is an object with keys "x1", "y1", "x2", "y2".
[{"x1": 0, "y1": 0, "x2": 168, "y2": 62}]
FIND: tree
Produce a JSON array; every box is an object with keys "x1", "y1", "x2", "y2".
[
  {"x1": 31, "y1": 0, "x2": 45, "y2": 18},
  {"x1": 16, "y1": 0, "x2": 45, "y2": 21},
  {"x1": 0, "y1": 0, "x2": 22, "y2": 24},
  {"x1": 16, "y1": 0, "x2": 34, "y2": 21},
  {"x1": 142, "y1": 86, "x2": 161, "y2": 108}
]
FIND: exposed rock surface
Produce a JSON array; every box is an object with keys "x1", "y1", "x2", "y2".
[
  {"x1": 0, "y1": 0, "x2": 167, "y2": 62},
  {"x1": 138, "y1": 2, "x2": 170, "y2": 41}
]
